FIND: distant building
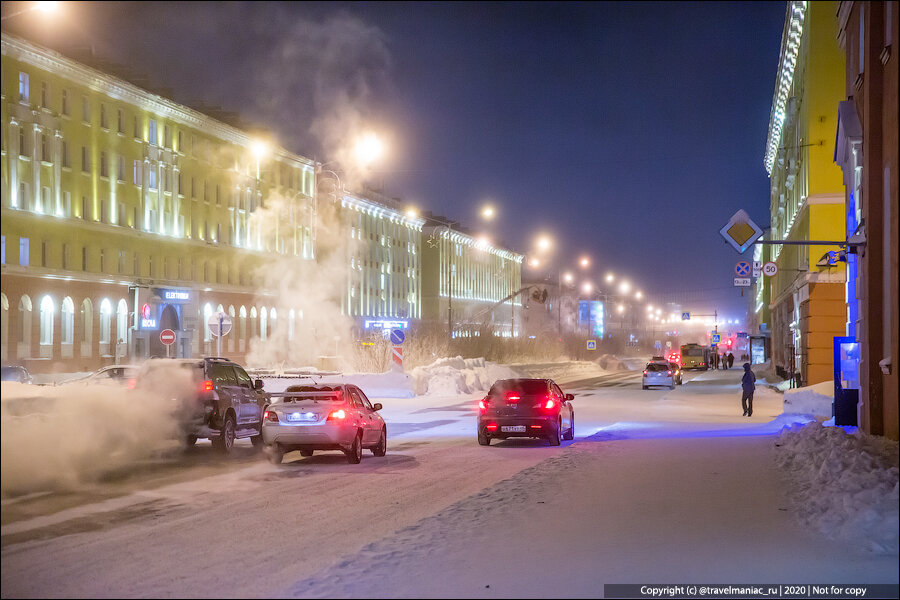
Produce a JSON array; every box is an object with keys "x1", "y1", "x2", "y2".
[
  {"x1": 2, "y1": 33, "x2": 317, "y2": 370},
  {"x1": 420, "y1": 217, "x2": 522, "y2": 337},
  {"x1": 834, "y1": 1, "x2": 898, "y2": 439},
  {"x1": 762, "y1": 1, "x2": 847, "y2": 386}
]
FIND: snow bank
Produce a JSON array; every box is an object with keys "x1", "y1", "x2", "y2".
[
  {"x1": 775, "y1": 421, "x2": 899, "y2": 554},
  {"x1": 260, "y1": 357, "x2": 516, "y2": 399},
  {"x1": 409, "y1": 357, "x2": 517, "y2": 396},
  {"x1": 598, "y1": 354, "x2": 634, "y2": 371},
  {"x1": 782, "y1": 380, "x2": 834, "y2": 418}
]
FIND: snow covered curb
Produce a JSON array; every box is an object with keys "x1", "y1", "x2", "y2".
[
  {"x1": 782, "y1": 381, "x2": 834, "y2": 418},
  {"x1": 775, "y1": 422, "x2": 899, "y2": 554}
]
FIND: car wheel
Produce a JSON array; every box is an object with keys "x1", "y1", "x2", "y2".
[
  {"x1": 250, "y1": 434, "x2": 264, "y2": 448},
  {"x1": 184, "y1": 434, "x2": 197, "y2": 447},
  {"x1": 346, "y1": 432, "x2": 363, "y2": 464},
  {"x1": 266, "y1": 444, "x2": 284, "y2": 465},
  {"x1": 548, "y1": 418, "x2": 562, "y2": 446},
  {"x1": 477, "y1": 428, "x2": 491, "y2": 446},
  {"x1": 563, "y1": 412, "x2": 575, "y2": 441},
  {"x1": 372, "y1": 428, "x2": 387, "y2": 457},
  {"x1": 299, "y1": 449, "x2": 314, "y2": 457},
  {"x1": 212, "y1": 414, "x2": 236, "y2": 454}
]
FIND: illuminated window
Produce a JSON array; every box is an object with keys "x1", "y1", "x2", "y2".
[
  {"x1": 134, "y1": 160, "x2": 142, "y2": 186},
  {"x1": 100, "y1": 104, "x2": 108, "y2": 129},
  {"x1": 39, "y1": 295, "x2": 55, "y2": 346},
  {"x1": 149, "y1": 119, "x2": 158, "y2": 145},
  {"x1": 40, "y1": 81, "x2": 49, "y2": 108},
  {"x1": 99, "y1": 299, "x2": 112, "y2": 348},
  {"x1": 61, "y1": 297, "x2": 74, "y2": 346},
  {"x1": 18, "y1": 72, "x2": 29, "y2": 102}
]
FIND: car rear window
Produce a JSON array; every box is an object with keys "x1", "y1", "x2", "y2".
[
  {"x1": 646, "y1": 364, "x2": 670, "y2": 372},
  {"x1": 278, "y1": 385, "x2": 344, "y2": 403},
  {"x1": 488, "y1": 380, "x2": 549, "y2": 396}
]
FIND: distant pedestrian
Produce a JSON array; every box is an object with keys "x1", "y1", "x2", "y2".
[
  {"x1": 721, "y1": 354, "x2": 728, "y2": 370},
  {"x1": 741, "y1": 363, "x2": 756, "y2": 417},
  {"x1": 728, "y1": 352, "x2": 735, "y2": 369}
]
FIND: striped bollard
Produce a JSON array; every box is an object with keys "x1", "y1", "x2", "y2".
[{"x1": 392, "y1": 346, "x2": 403, "y2": 369}]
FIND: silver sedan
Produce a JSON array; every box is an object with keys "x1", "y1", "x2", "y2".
[{"x1": 262, "y1": 384, "x2": 386, "y2": 464}]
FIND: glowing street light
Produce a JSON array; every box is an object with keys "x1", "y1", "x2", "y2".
[
  {"x1": 606, "y1": 273, "x2": 615, "y2": 283},
  {"x1": 481, "y1": 205, "x2": 496, "y2": 220},
  {"x1": 635, "y1": 290, "x2": 643, "y2": 300},
  {"x1": 647, "y1": 304, "x2": 654, "y2": 311},
  {"x1": 354, "y1": 132, "x2": 384, "y2": 167},
  {"x1": 579, "y1": 256, "x2": 590, "y2": 268},
  {"x1": 529, "y1": 257, "x2": 541, "y2": 268},
  {"x1": 582, "y1": 282, "x2": 593, "y2": 294},
  {"x1": 563, "y1": 272, "x2": 574, "y2": 284},
  {"x1": 617, "y1": 304, "x2": 625, "y2": 313},
  {"x1": 406, "y1": 207, "x2": 419, "y2": 219},
  {"x1": 2, "y1": 1, "x2": 57, "y2": 21},
  {"x1": 536, "y1": 235, "x2": 552, "y2": 253},
  {"x1": 619, "y1": 281, "x2": 631, "y2": 294}
]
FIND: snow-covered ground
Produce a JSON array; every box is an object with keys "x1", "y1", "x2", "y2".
[
  {"x1": 1, "y1": 360, "x2": 897, "y2": 598},
  {"x1": 782, "y1": 380, "x2": 835, "y2": 418}
]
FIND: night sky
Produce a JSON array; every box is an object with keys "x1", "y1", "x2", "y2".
[{"x1": 3, "y1": 1, "x2": 787, "y2": 319}]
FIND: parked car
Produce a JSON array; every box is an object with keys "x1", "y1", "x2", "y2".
[
  {"x1": 477, "y1": 378, "x2": 575, "y2": 446},
  {"x1": 62, "y1": 364, "x2": 140, "y2": 386},
  {"x1": 262, "y1": 384, "x2": 386, "y2": 464},
  {"x1": 133, "y1": 357, "x2": 266, "y2": 453},
  {"x1": 668, "y1": 361, "x2": 683, "y2": 385},
  {"x1": 1, "y1": 365, "x2": 33, "y2": 384},
  {"x1": 642, "y1": 362, "x2": 675, "y2": 390}
]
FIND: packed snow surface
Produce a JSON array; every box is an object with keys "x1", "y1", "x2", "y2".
[{"x1": 776, "y1": 421, "x2": 900, "y2": 554}]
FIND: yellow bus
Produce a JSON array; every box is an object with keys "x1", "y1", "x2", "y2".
[{"x1": 680, "y1": 343, "x2": 709, "y2": 370}]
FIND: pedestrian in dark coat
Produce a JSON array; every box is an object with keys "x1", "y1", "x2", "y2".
[
  {"x1": 741, "y1": 363, "x2": 756, "y2": 417},
  {"x1": 728, "y1": 352, "x2": 735, "y2": 369},
  {"x1": 721, "y1": 354, "x2": 728, "y2": 370}
]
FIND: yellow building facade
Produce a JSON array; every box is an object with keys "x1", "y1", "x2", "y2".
[
  {"x1": 2, "y1": 33, "x2": 317, "y2": 371},
  {"x1": 763, "y1": 1, "x2": 847, "y2": 385}
]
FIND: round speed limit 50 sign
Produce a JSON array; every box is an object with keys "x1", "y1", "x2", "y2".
[{"x1": 763, "y1": 261, "x2": 778, "y2": 277}]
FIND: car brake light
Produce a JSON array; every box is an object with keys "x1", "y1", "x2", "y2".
[
  {"x1": 486, "y1": 423, "x2": 498, "y2": 431},
  {"x1": 506, "y1": 392, "x2": 520, "y2": 403},
  {"x1": 544, "y1": 398, "x2": 555, "y2": 410},
  {"x1": 478, "y1": 399, "x2": 488, "y2": 411},
  {"x1": 202, "y1": 380, "x2": 214, "y2": 392},
  {"x1": 264, "y1": 410, "x2": 279, "y2": 422},
  {"x1": 642, "y1": 370, "x2": 648, "y2": 375},
  {"x1": 127, "y1": 378, "x2": 136, "y2": 389},
  {"x1": 667, "y1": 370, "x2": 672, "y2": 375},
  {"x1": 327, "y1": 409, "x2": 347, "y2": 421}
]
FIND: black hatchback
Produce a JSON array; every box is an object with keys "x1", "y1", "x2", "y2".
[{"x1": 477, "y1": 379, "x2": 575, "y2": 446}]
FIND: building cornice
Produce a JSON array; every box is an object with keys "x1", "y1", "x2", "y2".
[
  {"x1": 1, "y1": 33, "x2": 314, "y2": 170},
  {"x1": 341, "y1": 193, "x2": 425, "y2": 231},
  {"x1": 423, "y1": 225, "x2": 523, "y2": 263},
  {"x1": 765, "y1": 1, "x2": 808, "y2": 175}
]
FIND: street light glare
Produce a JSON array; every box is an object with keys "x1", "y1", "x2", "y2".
[
  {"x1": 619, "y1": 281, "x2": 631, "y2": 294},
  {"x1": 354, "y1": 132, "x2": 384, "y2": 166},
  {"x1": 405, "y1": 207, "x2": 419, "y2": 219},
  {"x1": 579, "y1": 257, "x2": 590, "y2": 268},
  {"x1": 563, "y1": 272, "x2": 574, "y2": 283},
  {"x1": 481, "y1": 205, "x2": 495, "y2": 220},
  {"x1": 617, "y1": 304, "x2": 625, "y2": 313},
  {"x1": 529, "y1": 257, "x2": 540, "y2": 268},
  {"x1": 536, "y1": 235, "x2": 552, "y2": 252},
  {"x1": 250, "y1": 140, "x2": 269, "y2": 159},
  {"x1": 606, "y1": 273, "x2": 614, "y2": 283},
  {"x1": 582, "y1": 282, "x2": 593, "y2": 294},
  {"x1": 37, "y1": 1, "x2": 58, "y2": 13},
  {"x1": 635, "y1": 291, "x2": 643, "y2": 299}
]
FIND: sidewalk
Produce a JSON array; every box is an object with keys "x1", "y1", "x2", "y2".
[{"x1": 288, "y1": 426, "x2": 899, "y2": 597}]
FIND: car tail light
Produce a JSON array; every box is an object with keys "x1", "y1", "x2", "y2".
[
  {"x1": 327, "y1": 409, "x2": 347, "y2": 421},
  {"x1": 201, "y1": 380, "x2": 214, "y2": 392},
  {"x1": 264, "y1": 410, "x2": 279, "y2": 422},
  {"x1": 700, "y1": 362, "x2": 705, "y2": 366},
  {"x1": 127, "y1": 378, "x2": 136, "y2": 390},
  {"x1": 486, "y1": 423, "x2": 498, "y2": 431},
  {"x1": 478, "y1": 398, "x2": 488, "y2": 412},
  {"x1": 642, "y1": 370, "x2": 648, "y2": 375},
  {"x1": 667, "y1": 370, "x2": 672, "y2": 375},
  {"x1": 506, "y1": 392, "x2": 520, "y2": 403},
  {"x1": 530, "y1": 425, "x2": 542, "y2": 429},
  {"x1": 544, "y1": 398, "x2": 556, "y2": 410}
]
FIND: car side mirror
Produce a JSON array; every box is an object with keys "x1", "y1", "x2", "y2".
[
  {"x1": 373, "y1": 403, "x2": 383, "y2": 411},
  {"x1": 254, "y1": 379, "x2": 264, "y2": 390},
  {"x1": 565, "y1": 393, "x2": 574, "y2": 401}
]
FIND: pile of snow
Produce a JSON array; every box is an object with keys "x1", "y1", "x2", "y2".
[
  {"x1": 782, "y1": 380, "x2": 834, "y2": 417},
  {"x1": 409, "y1": 357, "x2": 518, "y2": 396},
  {"x1": 775, "y1": 421, "x2": 899, "y2": 554},
  {"x1": 598, "y1": 354, "x2": 633, "y2": 371}
]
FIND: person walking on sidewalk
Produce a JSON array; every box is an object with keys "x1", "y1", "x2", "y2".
[
  {"x1": 741, "y1": 362, "x2": 756, "y2": 417},
  {"x1": 728, "y1": 352, "x2": 735, "y2": 369},
  {"x1": 721, "y1": 353, "x2": 728, "y2": 370}
]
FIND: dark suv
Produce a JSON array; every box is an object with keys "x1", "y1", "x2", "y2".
[
  {"x1": 477, "y1": 378, "x2": 575, "y2": 446},
  {"x1": 134, "y1": 357, "x2": 267, "y2": 453}
]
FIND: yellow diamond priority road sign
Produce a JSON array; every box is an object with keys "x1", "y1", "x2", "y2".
[{"x1": 720, "y1": 209, "x2": 763, "y2": 254}]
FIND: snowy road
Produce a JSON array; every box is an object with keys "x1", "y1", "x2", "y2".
[{"x1": 2, "y1": 365, "x2": 897, "y2": 597}]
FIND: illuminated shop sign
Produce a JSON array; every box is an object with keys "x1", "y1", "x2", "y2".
[
  {"x1": 140, "y1": 303, "x2": 158, "y2": 329},
  {"x1": 364, "y1": 319, "x2": 408, "y2": 330},
  {"x1": 162, "y1": 289, "x2": 191, "y2": 302}
]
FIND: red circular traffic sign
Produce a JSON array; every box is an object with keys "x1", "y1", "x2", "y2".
[{"x1": 159, "y1": 329, "x2": 177, "y2": 345}]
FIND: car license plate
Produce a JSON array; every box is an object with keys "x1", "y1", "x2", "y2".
[
  {"x1": 288, "y1": 412, "x2": 317, "y2": 422},
  {"x1": 501, "y1": 425, "x2": 526, "y2": 433}
]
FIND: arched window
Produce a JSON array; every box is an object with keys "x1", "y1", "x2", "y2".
[
  {"x1": 18, "y1": 295, "x2": 32, "y2": 359},
  {"x1": 228, "y1": 305, "x2": 236, "y2": 352},
  {"x1": 99, "y1": 298, "x2": 112, "y2": 354},
  {"x1": 203, "y1": 303, "x2": 213, "y2": 343},
  {"x1": 260, "y1": 307, "x2": 268, "y2": 341},
  {"x1": 39, "y1": 295, "x2": 55, "y2": 357},
  {"x1": 116, "y1": 299, "x2": 128, "y2": 345},
  {"x1": 1, "y1": 293, "x2": 9, "y2": 361},
  {"x1": 288, "y1": 308, "x2": 295, "y2": 342},
  {"x1": 61, "y1": 297, "x2": 75, "y2": 345},
  {"x1": 250, "y1": 306, "x2": 258, "y2": 341},
  {"x1": 239, "y1": 305, "x2": 247, "y2": 352},
  {"x1": 269, "y1": 308, "x2": 277, "y2": 336},
  {"x1": 80, "y1": 298, "x2": 93, "y2": 357}
]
